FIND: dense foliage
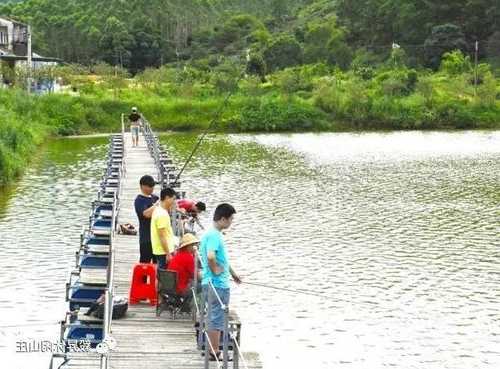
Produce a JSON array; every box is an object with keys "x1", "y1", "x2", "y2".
[
  {"x1": 0, "y1": 0, "x2": 499, "y2": 184},
  {"x1": 0, "y1": 0, "x2": 498, "y2": 71}
]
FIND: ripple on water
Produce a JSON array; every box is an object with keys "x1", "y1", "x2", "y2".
[
  {"x1": 160, "y1": 131, "x2": 500, "y2": 369},
  {"x1": 0, "y1": 137, "x2": 107, "y2": 365},
  {"x1": 1, "y1": 132, "x2": 499, "y2": 369}
]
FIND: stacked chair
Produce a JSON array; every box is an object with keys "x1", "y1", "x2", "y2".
[{"x1": 57, "y1": 133, "x2": 124, "y2": 359}]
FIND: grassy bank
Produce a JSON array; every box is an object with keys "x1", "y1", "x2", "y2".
[
  {"x1": 1, "y1": 54, "x2": 500, "y2": 185},
  {"x1": 72, "y1": 51, "x2": 500, "y2": 132},
  {"x1": 0, "y1": 89, "x2": 128, "y2": 185}
]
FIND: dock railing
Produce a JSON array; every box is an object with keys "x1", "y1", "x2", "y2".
[
  {"x1": 99, "y1": 186, "x2": 117, "y2": 369},
  {"x1": 98, "y1": 116, "x2": 127, "y2": 369},
  {"x1": 139, "y1": 115, "x2": 249, "y2": 369},
  {"x1": 190, "y1": 253, "x2": 247, "y2": 369},
  {"x1": 49, "y1": 130, "x2": 123, "y2": 369}
]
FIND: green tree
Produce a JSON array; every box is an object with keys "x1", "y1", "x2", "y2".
[
  {"x1": 246, "y1": 53, "x2": 267, "y2": 82},
  {"x1": 99, "y1": 16, "x2": 133, "y2": 67},
  {"x1": 213, "y1": 14, "x2": 269, "y2": 53},
  {"x1": 271, "y1": 0, "x2": 289, "y2": 21},
  {"x1": 424, "y1": 24, "x2": 468, "y2": 69},
  {"x1": 263, "y1": 35, "x2": 303, "y2": 71}
]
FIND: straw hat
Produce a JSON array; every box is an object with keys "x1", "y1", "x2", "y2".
[{"x1": 178, "y1": 233, "x2": 199, "y2": 249}]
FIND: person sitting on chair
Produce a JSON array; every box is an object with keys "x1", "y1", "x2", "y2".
[{"x1": 168, "y1": 233, "x2": 200, "y2": 296}]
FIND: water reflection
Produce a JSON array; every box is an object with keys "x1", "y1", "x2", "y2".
[
  {"x1": 0, "y1": 137, "x2": 107, "y2": 368},
  {"x1": 0, "y1": 131, "x2": 498, "y2": 369},
  {"x1": 161, "y1": 131, "x2": 500, "y2": 369}
]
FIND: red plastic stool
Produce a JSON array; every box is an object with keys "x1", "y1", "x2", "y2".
[{"x1": 129, "y1": 263, "x2": 158, "y2": 306}]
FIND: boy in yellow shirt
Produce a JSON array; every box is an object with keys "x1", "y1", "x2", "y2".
[{"x1": 151, "y1": 187, "x2": 177, "y2": 270}]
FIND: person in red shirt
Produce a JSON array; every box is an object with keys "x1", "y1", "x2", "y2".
[
  {"x1": 168, "y1": 233, "x2": 199, "y2": 295},
  {"x1": 177, "y1": 199, "x2": 206, "y2": 217}
]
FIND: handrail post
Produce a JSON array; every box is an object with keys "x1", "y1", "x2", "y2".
[
  {"x1": 222, "y1": 304, "x2": 229, "y2": 369},
  {"x1": 171, "y1": 205, "x2": 180, "y2": 238},
  {"x1": 121, "y1": 114, "x2": 124, "y2": 137},
  {"x1": 192, "y1": 250, "x2": 198, "y2": 323},
  {"x1": 198, "y1": 259, "x2": 206, "y2": 350},
  {"x1": 101, "y1": 287, "x2": 110, "y2": 369},
  {"x1": 233, "y1": 329, "x2": 240, "y2": 369},
  {"x1": 100, "y1": 195, "x2": 116, "y2": 369},
  {"x1": 204, "y1": 287, "x2": 211, "y2": 369}
]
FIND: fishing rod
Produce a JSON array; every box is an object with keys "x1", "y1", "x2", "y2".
[{"x1": 171, "y1": 55, "x2": 248, "y2": 186}]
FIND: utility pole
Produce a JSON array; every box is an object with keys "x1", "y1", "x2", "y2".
[
  {"x1": 474, "y1": 40, "x2": 479, "y2": 97},
  {"x1": 27, "y1": 24, "x2": 32, "y2": 94}
]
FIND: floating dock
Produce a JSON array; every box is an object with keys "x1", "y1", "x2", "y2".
[{"x1": 52, "y1": 120, "x2": 262, "y2": 369}]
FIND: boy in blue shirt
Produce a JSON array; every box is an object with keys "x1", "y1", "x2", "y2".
[{"x1": 199, "y1": 203, "x2": 241, "y2": 361}]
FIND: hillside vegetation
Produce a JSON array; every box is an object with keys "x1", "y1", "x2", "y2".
[{"x1": 0, "y1": 0, "x2": 499, "y2": 184}]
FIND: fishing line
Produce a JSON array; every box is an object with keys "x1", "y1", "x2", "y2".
[{"x1": 237, "y1": 280, "x2": 334, "y2": 300}]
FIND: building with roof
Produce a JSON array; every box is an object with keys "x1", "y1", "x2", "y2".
[{"x1": 0, "y1": 16, "x2": 60, "y2": 91}]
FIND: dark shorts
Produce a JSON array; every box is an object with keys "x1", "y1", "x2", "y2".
[
  {"x1": 139, "y1": 241, "x2": 156, "y2": 263},
  {"x1": 156, "y1": 254, "x2": 168, "y2": 270}
]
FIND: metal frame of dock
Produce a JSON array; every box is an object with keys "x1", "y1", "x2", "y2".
[{"x1": 51, "y1": 120, "x2": 262, "y2": 369}]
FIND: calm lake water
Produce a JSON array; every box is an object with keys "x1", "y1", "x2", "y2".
[{"x1": 0, "y1": 131, "x2": 499, "y2": 369}]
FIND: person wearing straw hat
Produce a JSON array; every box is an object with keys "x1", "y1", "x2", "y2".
[{"x1": 168, "y1": 233, "x2": 200, "y2": 296}]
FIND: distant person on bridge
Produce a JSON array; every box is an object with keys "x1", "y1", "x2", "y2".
[
  {"x1": 129, "y1": 107, "x2": 141, "y2": 147},
  {"x1": 199, "y1": 203, "x2": 242, "y2": 361}
]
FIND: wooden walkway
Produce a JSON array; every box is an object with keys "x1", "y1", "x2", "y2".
[{"x1": 65, "y1": 132, "x2": 261, "y2": 369}]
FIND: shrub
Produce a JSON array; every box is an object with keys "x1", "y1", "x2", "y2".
[
  {"x1": 239, "y1": 96, "x2": 326, "y2": 131},
  {"x1": 272, "y1": 68, "x2": 313, "y2": 96},
  {"x1": 424, "y1": 24, "x2": 467, "y2": 69},
  {"x1": 476, "y1": 72, "x2": 497, "y2": 108},
  {"x1": 375, "y1": 68, "x2": 419, "y2": 96},
  {"x1": 440, "y1": 50, "x2": 472, "y2": 75}
]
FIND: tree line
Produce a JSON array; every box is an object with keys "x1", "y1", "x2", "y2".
[{"x1": 0, "y1": 0, "x2": 498, "y2": 73}]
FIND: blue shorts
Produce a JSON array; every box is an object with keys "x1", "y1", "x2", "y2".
[
  {"x1": 203, "y1": 285, "x2": 230, "y2": 331},
  {"x1": 131, "y1": 126, "x2": 139, "y2": 138}
]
